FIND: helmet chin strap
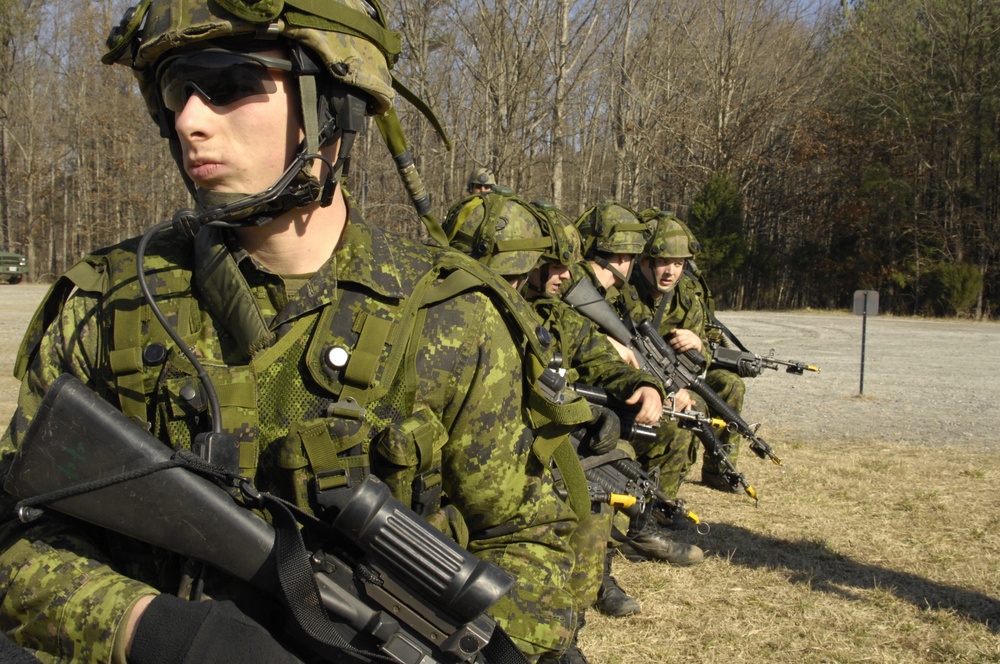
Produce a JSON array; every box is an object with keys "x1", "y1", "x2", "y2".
[
  {"x1": 594, "y1": 254, "x2": 630, "y2": 287},
  {"x1": 172, "y1": 149, "x2": 336, "y2": 238}
]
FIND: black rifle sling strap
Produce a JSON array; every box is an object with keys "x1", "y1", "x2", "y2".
[
  {"x1": 652, "y1": 290, "x2": 670, "y2": 332},
  {"x1": 259, "y1": 492, "x2": 393, "y2": 661},
  {"x1": 263, "y1": 490, "x2": 531, "y2": 664},
  {"x1": 711, "y1": 314, "x2": 750, "y2": 352},
  {"x1": 482, "y1": 625, "x2": 530, "y2": 664}
]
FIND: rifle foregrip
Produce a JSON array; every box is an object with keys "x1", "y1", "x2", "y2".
[{"x1": 711, "y1": 346, "x2": 765, "y2": 378}]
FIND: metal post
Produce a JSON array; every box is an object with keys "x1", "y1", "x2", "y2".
[{"x1": 859, "y1": 292, "x2": 867, "y2": 395}]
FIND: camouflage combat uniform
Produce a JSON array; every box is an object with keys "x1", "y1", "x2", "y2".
[
  {"x1": 626, "y1": 270, "x2": 711, "y2": 498},
  {"x1": 0, "y1": 218, "x2": 585, "y2": 662},
  {"x1": 533, "y1": 296, "x2": 663, "y2": 401},
  {"x1": 530, "y1": 294, "x2": 667, "y2": 597}
]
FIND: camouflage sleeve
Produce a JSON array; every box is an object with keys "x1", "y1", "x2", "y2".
[
  {"x1": 682, "y1": 287, "x2": 713, "y2": 366},
  {"x1": 416, "y1": 292, "x2": 579, "y2": 657},
  {"x1": 680, "y1": 276, "x2": 720, "y2": 356},
  {"x1": 548, "y1": 303, "x2": 664, "y2": 401},
  {"x1": 0, "y1": 291, "x2": 158, "y2": 664}
]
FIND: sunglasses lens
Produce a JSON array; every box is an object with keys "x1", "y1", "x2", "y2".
[{"x1": 159, "y1": 54, "x2": 278, "y2": 113}]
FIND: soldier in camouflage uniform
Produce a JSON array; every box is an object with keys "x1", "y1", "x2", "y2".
[
  {"x1": 629, "y1": 214, "x2": 717, "y2": 503},
  {"x1": 567, "y1": 202, "x2": 703, "y2": 565},
  {"x1": 444, "y1": 191, "x2": 679, "y2": 658},
  {"x1": 0, "y1": 1, "x2": 591, "y2": 662},
  {"x1": 640, "y1": 209, "x2": 746, "y2": 493},
  {"x1": 467, "y1": 168, "x2": 498, "y2": 195},
  {"x1": 571, "y1": 201, "x2": 647, "y2": 357}
]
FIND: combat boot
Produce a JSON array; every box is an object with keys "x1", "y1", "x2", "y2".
[
  {"x1": 594, "y1": 552, "x2": 640, "y2": 617},
  {"x1": 701, "y1": 469, "x2": 743, "y2": 494},
  {"x1": 555, "y1": 643, "x2": 590, "y2": 664},
  {"x1": 621, "y1": 524, "x2": 704, "y2": 565},
  {"x1": 538, "y1": 613, "x2": 591, "y2": 664}
]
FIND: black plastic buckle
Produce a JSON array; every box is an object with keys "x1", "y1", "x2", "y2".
[{"x1": 314, "y1": 468, "x2": 352, "y2": 510}]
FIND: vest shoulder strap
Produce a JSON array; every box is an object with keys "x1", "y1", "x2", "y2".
[{"x1": 15, "y1": 258, "x2": 109, "y2": 380}]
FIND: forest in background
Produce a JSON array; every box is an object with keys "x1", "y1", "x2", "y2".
[{"x1": 1, "y1": 0, "x2": 998, "y2": 317}]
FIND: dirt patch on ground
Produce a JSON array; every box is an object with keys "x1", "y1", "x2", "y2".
[{"x1": 0, "y1": 286, "x2": 998, "y2": 449}]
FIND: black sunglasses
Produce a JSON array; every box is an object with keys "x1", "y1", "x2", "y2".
[{"x1": 156, "y1": 49, "x2": 294, "y2": 113}]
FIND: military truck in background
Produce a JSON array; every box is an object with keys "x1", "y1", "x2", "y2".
[{"x1": 0, "y1": 250, "x2": 27, "y2": 284}]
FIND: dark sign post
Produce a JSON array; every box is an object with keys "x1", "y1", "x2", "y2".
[{"x1": 853, "y1": 290, "x2": 879, "y2": 395}]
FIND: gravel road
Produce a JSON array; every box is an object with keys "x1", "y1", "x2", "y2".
[
  {"x1": 720, "y1": 309, "x2": 1000, "y2": 448},
  {"x1": 0, "y1": 285, "x2": 997, "y2": 448}
]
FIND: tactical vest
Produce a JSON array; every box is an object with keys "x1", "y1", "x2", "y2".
[{"x1": 17, "y1": 224, "x2": 592, "y2": 522}]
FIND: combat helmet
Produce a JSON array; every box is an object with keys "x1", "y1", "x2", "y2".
[
  {"x1": 640, "y1": 207, "x2": 701, "y2": 257},
  {"x1": 645, "y1": 213, "x2": 696, "y2": 259},
  {"x1": 467, "y1": 168, "x2": 497, "y2": 193},
  {"x1": 102, "y1": 0, "x2": 422, "y2": 225},
  {"x1": 532, "y1": 201, "x2": 583, "y2": 266},
  {"x1": 575, "y1": 201, "x2": 648, "y2": 258},
  {"x1": 444, "y1": 191, "x2": 551, "y2": 278}
]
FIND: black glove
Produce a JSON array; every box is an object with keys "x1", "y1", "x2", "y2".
[
  {"x1": 581, "y1": 404, "x2": 621, "y2": 455},
  {"x1": 129, "y1": 594, "x2": 303, "y2": 664},
  {"x1": 0, "y1": 633, "x2": 41, "y2": 664}
]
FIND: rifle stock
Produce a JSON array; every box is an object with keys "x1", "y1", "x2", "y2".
[{"x1": 5, "y1": 375, "x2": 518, "y2": 664}]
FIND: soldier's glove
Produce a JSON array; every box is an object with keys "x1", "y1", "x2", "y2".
[
  {"x1": 580, "y1": 404, "x2": 621, "y2": 455},
  {"x1": 130, "y1": 594, "x2": 303, "y2": 664}
]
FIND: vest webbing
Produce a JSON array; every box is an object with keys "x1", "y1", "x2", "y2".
[
  {"x1": 24, "y1": 241, "x2": 592, "y2": 519},
  {"x1": 419, "y1": 263, "x2": 592, "y2": 520}
]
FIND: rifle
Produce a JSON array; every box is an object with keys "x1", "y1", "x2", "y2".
[
  {"x1": 571, "y1": 384, "x2": 758, "y2": 505},
  {"x1": 537, "y1": 364, "x2": 706, "y2": 529},
  {"x1": 706, "y1": 322, "x2": 820, "y2": 377},
  {"x1": 579, "y1": 452, "x2": 707, "y2": 537},
  {"x1": 710, "y1": 345, "x2": 820, "y2": 377},
  {"x1": 5, "y1": 375, "x2": 523, "y2": 664},
  {"x1": 562, "y1": 277, "x2": 783, "y2": 469}
]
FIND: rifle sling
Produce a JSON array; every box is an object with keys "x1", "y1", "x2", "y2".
[
  {"x1": 711, "y1": 315, "x2": 750, "y2": 353},
  {"x1": 260, "y1": 493, "x2": 391, "y2": 661}
]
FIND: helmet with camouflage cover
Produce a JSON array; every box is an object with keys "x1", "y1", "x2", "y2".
[
  {"x1": 102, "y1": 0, "x2": 402, "y2": 221},
  {"x1": 640, "y1": 207, "x2": 701, "y2": 257},
  {"x1": 444, "y1": 191, "x2": 551, "y2": 278},
  {"x1": 531, "y1": 200, "x2": 583, "y2": 266},
  {"x1": 575, "y1": 201, "x2": 648, "y2": 258},
  {"x1": 467, "y1": 168, "x2": 497, "y2": 193},
  {"x1": 643, "y1": 211, "x2": 697, "y2": 259}
]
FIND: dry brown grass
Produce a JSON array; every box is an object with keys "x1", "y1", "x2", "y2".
[{"x1": 579, "y1": 437, "x2": 1000, "y2": 663}]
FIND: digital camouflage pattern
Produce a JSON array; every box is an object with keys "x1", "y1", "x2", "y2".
[
  {"x1": 527, "y1": 297, "x2": 660, "y2": 616},
  {"x1": 531, "y1": 297, "x2": 663, "y2": 403},
  {"x1": 0, "y1": 218, "x2": 586, "y2": 662},
  {"x1": 636, "y1": 212, "x2": 745, "y2": 477},
  {"x1": 627, "y1": 267, "x2": 713, "y2": 498},
  {"x1": 442, "y1": 190, "x2": 551, "y2": 278},
  {"x1": 574, "y1": 202, "x2": 647, "y2": 259},
  {"x1": 445, "y1": 193, "x2": 643, "y2": 623},
  {"x1": 104, "y1": 0, "x2": 400, "y2": 120},
  {"x1": 467, "y1": 168, "x2": 497, "y2": 190}
]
